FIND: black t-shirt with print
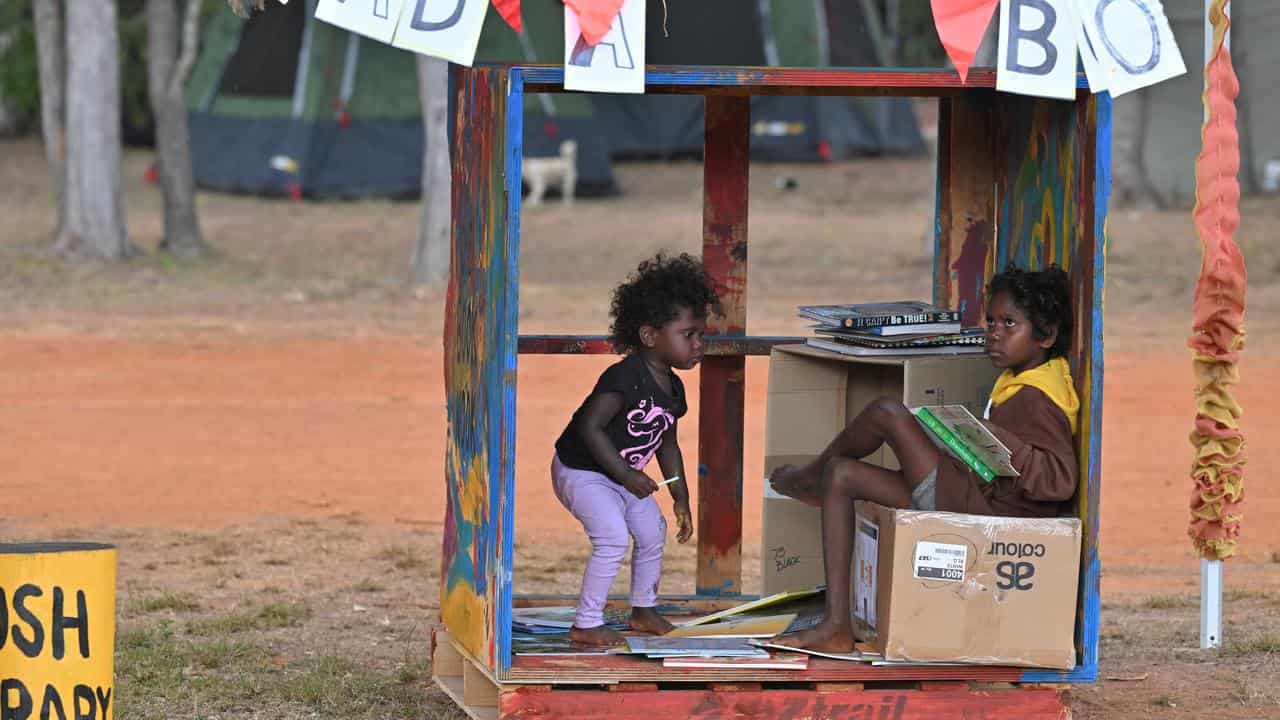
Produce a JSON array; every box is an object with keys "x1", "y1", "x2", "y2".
[{"x1": 555, "y1": 353, "x2": 687, "y2": 476}]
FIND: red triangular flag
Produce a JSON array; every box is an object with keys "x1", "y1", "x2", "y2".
[
  {"x1": 565, "y1": 0, "x2": 626, "y2": 46},
  {"x1": 492, "y1": 0, "x2": 522, "y2": 33},
  {"x1": 930, "y1": 0, "x2": 998, "y2": 83}
]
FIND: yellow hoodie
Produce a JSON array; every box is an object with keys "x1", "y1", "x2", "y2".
[{"x1": 989, "y1": 356, "x2": 1080, "y2": 435}]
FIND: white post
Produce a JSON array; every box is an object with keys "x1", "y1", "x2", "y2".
[
  {"x1": 1201, "y1": 558, "x2": 1223, "y2": 648},
  {"x1": 1198, "y1": 0, "x2": 1227, "y2": 650}
]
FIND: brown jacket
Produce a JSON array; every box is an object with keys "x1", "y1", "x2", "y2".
[{"x1": 935, "y1": 385, "x2": 1078, "y2": 517}]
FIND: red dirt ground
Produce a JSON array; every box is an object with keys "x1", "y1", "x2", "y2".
[{"x1": 6, "y1": 336, "x2": 1276, "y2": 598}]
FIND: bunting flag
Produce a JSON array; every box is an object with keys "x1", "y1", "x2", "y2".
[
  {"x1": 565, "y1": 0, "x2": 627, "y2": 46},
  {"x1": 492, "y1": 0, "x2": 522, "y2": 33},
  {"x1": 931, "y1": 0, "x2": 999, "y2": 83},
  {"x1": 1187, "y1": 0, "x2": 1245, "y2": 561}
]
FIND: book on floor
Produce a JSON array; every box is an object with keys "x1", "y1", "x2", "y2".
[
  {"x1": 623, "y1": 636, "x2": 768, "y2": 657},
  {"x1": 909, "y1": 404, "x2": 1018, "y2": 483},
  {"x1": 798, "y1": 301, "x2": 960, "y2": 330},
  {"x1": 677, "y1": 586, "x2": 825, "y2": 628},
  {"x1": 664, "y1": 613, "x2": 798, "y2": 639}
]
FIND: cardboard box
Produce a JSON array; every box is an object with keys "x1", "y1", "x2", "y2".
[
  {"x1": 762, "y1": 345, "x2": 1001, "y2": 595},
  {"x1": 854, "y1": 501, "x2": 1082, "y2": 670}
]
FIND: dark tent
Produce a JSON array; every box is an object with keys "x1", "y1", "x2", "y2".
[{"x1": 186, "y1": 0, "x2": 924, "y2": 199}]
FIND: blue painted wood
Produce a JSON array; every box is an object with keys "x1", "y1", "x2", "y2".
[
  {"x1": 1019, "y1": 92, "x2": 1110, "y2": 685},
  {"x1": 495, "y1": 67, "x2": 524, "y2": 677}
]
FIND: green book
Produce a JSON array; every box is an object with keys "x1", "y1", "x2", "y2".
[{"x1": 916, "y1": 404, "x2": 1013, "y2": 481}]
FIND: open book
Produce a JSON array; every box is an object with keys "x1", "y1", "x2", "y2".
[{"x1": 909, "y1": 405, "x2": 1018, "y2": 483}]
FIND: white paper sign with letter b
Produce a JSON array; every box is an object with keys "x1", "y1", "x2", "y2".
[
  {"x1": 392, "y1": 0, "x2": 487, "y2": 66},
  {"x1": 997, "y1": 0, "x2": 1079, "y2": 100},
  {"x1": 315, "y1": 0, "x2": 406, "y2": 43},
  {"x1": 1076, "y1": 0, "x2": 1185, "y2": 97},
  {"x1": 564, "y1": 0, "x2": 645, "y2": 94}
]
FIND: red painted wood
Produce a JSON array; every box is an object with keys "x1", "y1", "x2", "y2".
[
  {"x1": 521, "y1": 65, "x2": 1001, "y2": 95},
  {"x1": 498, "y1": 687, "x2": 1068, "y2": 720},
  {"x1": 698, "y1": 95, "x2": 750, "y2": 596}
]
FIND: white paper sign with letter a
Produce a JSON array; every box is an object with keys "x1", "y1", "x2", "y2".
[
  {"x1": 315, "y1": 0, "x2": 405, "y2": 43},
  {"x1": 1076, "y1": 0, "x2": 1185, "y2": 97},
  {"x1": 392, "y1": 0, "x2": 487, "y2": 66},
  {"x1": 564, "y1": 0, "x2": 645, "y2": 94},
  {"x1": 997, "y1": 0, "x2": 1079, "y2": 100}
]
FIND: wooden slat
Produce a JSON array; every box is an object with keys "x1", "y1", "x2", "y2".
[
  {"x1": 497, "y1": 686, "x2": 1068, "y2": 719},
  {"x1": 933, "y1": 92, "x2": 997, "y2": 328},
  {"x1": 465, "y1": 661, "x2": 500, "y2": 708},
  {"x1": 517, "y1": 335, "x2": 799, "y2": 356},
  {"x1": 697, "y1": 94, "x2": 750, "y2": 597},
  {"x1": 435, "y1": 674, "x2": 499, "y2": 720},
  {"x1": 443, "y1": 64, "x2": 513, "y2": 675},
  {"x1": 432, "y1": 630, "x2": 464, "y2": 678}
]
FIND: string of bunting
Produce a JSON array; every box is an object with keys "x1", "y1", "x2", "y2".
[
  {"x1": 1187, "y1": 0, "x2": 1245, "y2": 561},
  {"x1": 224, "y1": 0, "x2": 1187, "y2": 98}
]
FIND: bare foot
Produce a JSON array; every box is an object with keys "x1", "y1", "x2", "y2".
[
  {"x1": 629, "y1": 606, "x2": 675, "y2": 635},
  {"x1": 569, "y1": 624, "x2": 626, "y2": 646},
  {"x1": 769, "y1": 463, "x2": 823, "y2": 506},
  {"x1": 773, "y1": 619, "x2": 856, "y2": 653}
]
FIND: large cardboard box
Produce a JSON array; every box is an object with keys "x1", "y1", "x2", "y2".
[
  {"x1": 853, "y1": 501, "x2": 1082, "y2": 669},
  {"x1": 762, "y1": 345, "x2": 1000, "y2": 594}
]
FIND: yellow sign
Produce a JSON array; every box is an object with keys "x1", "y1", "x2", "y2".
[{"x1": 1, "y1": 542, "x2": 117, "y2": 720}]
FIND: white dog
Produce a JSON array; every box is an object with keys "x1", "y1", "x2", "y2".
[{"x1": 523, "y1": 140, "x2": 578, "y2": 207}]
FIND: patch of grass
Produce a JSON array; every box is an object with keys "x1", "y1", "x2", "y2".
[
  {"x1": 1151, "y1": 694, "x2": 1179, "y2": 708},
  {"x1": 189, "y1": 640, "x2": 266, "y2": 670},
  {"x1": 1224, "y1": 588, "x2": 1275, "y2": 602},
  {"x1": 1141, "y1": 594, "x2": 1193, "y2": 610},
  {"x1": 377, "y1": 545, "x2": 427, "y2": 571},
  {"x1": 134, "y1": 591, "x2": 202, "y2": 614},
  {"x1": 257, "y1": 602, "x2": 311, "y2": 629},
  {"x1": 187, "y1": 602, "x2": 311, "y2": 636},
  {"x1": 277, "y1": 654, "x2": 432, "y2": 717},
  {"x1": 1222, "y1": 633, "x2": 1280, "y2": 658},
  {"x1": 351, "y1": 578, "x2": 386, "y2": 593}
]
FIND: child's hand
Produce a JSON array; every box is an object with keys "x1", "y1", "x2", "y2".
[
  {"x1": 620, "y1": 470, "x2": 659, "y2": 499},
  {"x1": 674, "y1": 500, "x2": 693, "y2": 543}
]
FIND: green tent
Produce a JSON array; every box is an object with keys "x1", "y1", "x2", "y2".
[{"x1": 187, "y1": 0, "x2": 923, "y2": 199}]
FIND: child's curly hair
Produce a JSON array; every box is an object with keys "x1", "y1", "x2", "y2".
[
  {"x1": 609, "y1": 253, "x2": 721, "y2": 354},
  {"x1": 987, "y1": 265, "x2": 1073, "y2": 358}
]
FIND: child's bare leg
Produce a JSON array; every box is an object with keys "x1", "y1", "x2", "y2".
[
  {"x1": 777, "y1": 458, "x2": 915, "y2": 652},
  {"x1": 629, "y1": 606, "x2": 674, "y2": 635},
  {"x1": 569, "y1": 625, "x2": 626, "y2": 646},
  {"x1": 771, "y1": 397, "x2": 936, "y2": 504}
]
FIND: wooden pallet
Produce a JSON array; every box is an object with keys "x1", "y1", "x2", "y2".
[{"x1": 431, "y1": 630, "x2": 1072, "y2": 720}]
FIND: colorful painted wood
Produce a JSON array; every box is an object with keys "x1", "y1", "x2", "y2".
[{"x1": 444, "y1": 65, "x2": 1108, "y2": 693}]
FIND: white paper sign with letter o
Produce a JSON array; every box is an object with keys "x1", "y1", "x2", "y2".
[
  {"x1": 391, "y1": 0, "x2": 487, "y2": 66},
  {"x1": 1076, "y1": 0, "x2": 1185, "y2": 97},
  {"x1": 564, "y1": 0, "x2": 646, "y2": 94},
  {"x1": 997, "y1": 0, "x2": 1080, "y2": 100},
  {"x1": 315, "y1": 0, "x2": 406, "y2": 43}
]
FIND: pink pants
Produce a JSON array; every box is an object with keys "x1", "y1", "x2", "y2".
[{"x1": 551, "y1": 454, "x2": 667, "y2": 628}]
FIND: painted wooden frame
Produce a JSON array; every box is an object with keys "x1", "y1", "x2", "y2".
[{"x1": 444, "y1": 64, "x2": 1108, "y2": 685}]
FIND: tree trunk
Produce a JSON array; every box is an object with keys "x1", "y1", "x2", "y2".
[
  {"x1": 411, "y1": 55, "x2": 451, "y2": 287},
  {"x1": 59, "y1": 0, "x2": 134, "y2": 258},
  {"x1": 147, "y1": 0, "x2": 205, "y2": 257},
  {"x1": 32, "y1": 0, "x2": 67, "y2": 239},
  {"x1": 1110, "y1": 92, "x2": 1161, "y2": 209}
]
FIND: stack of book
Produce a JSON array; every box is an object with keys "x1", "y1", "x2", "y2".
[{"x1": 798, "y1": 300, "x2": 985, "y2": 357}]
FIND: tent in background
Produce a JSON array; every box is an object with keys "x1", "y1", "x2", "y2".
[
  {"x1": 1120, "y1": 0, "x2": 1279, "y2": 206},
  {"x1": 186, "y1": 0, "x2": 925, "y2": 199}
]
